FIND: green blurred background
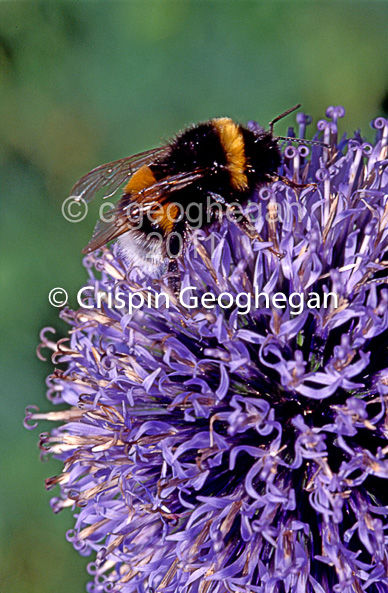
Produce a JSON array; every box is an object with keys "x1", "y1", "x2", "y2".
[{"x1": 1, "y1": 1, "x2": 387, "y2": 591}]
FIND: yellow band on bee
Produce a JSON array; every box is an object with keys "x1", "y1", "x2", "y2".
[{"x1": 212, "y1": 118, "x2": 248, "y2": 191}]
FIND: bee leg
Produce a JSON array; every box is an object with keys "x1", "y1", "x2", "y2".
[
  {"x1": 227, "y1": 206, "x2": 285, "y2": 260},
  {"x1": 207, "y1": 192, "x2": 226, "y2": 223},
  {"x1": 167, "y1": 258, "x2": 181, "y2": 295},
  {"x1": 270, "y1": 174, "x2": 317, "y2": 191},
  {"x1": 208, "y1": 193, "x2": 284, "y2": 259},
  {"x1": 233, "y1": 213, "x2": 285, "y2": 259}
]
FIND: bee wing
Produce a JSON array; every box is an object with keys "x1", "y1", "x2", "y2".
[
  {"x1": 132, "y1": 168, "x2": 206, "y2": 206},
  {"x1": 82, "y1": 168, "x2": 207, "y2": 254},
  {"x1": 70, "y1": 146, "x2": 169, "y2": 203},
  {"x1": 81, "y1": 209, "x2": 130, "y2": 254}
]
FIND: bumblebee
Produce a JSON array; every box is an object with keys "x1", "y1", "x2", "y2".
[{"x1": 70, "y1": 104, "x2": 322, "y2": 290}]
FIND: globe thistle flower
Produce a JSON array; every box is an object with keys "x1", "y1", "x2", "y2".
[{"x1": 26, "y1": 108, "x2": 388, "y2": 593}]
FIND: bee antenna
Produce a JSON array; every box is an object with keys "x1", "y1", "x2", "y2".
[
  {"x1": 276, "y1": 136, "x2": 330, "y2": 148},
  {"x1": 269, "y1": 104, "x2": 301, "y2": 134}
]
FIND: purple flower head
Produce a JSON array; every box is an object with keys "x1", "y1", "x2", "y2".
[{"x1": 26, "y1": 109, "x2": 388, "y2": 593}]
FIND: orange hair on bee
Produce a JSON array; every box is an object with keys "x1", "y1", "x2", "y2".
[{"x1": 124, "y1": 165, "x2": 157, "y2": 194}]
